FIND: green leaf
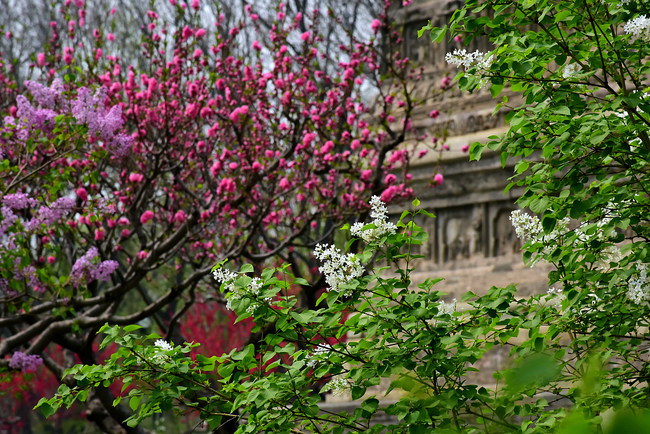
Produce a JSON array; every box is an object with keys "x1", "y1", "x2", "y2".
[
  {"x1": 35, "y1": 399, "x2": 57, "y2": 418},
  {"x1": 129, "y1": 394, "x2": 143, "y2": 411},
  {"x1": 529, "y1": 196, "x2": 549, "y2": 214},
  {"x1": 428, "y1": 25, "x2": 447, "y2": 43},
  {"x1": 240, "y1": 263, "x2": 254, "y2": 273}
]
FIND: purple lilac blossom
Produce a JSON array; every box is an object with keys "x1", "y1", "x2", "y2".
[
  {"x1": 70, "y1": 247, "x2": 99, "y2": 288},
  {"x1": 40, "y1": 196, "x2": 76, "y2": 226},
  {"x1": 24, "y1": 79, "x2": 63, "y2": 108},
  {"x1": 107, "y1": 133, "x2": 133, "y2": 157},
  {"x1": 91, "y1": 260, "x2": 119, "y2": 282},
  {"x1": 100, "y1": 105, "x2": 124, "y2": 140},
  {"x1": 70, "y1": 247, "x2": 119, "y2": 287},
  {"x1": 15, "y1": 95, "x2": 56, "y2": 132},
  {"x1": 9, "y1": 352, "x2": 43, "y2": 373},
  {"x1": 2, "y1": 193, "x2": 38, "y2": 209},
  {"x1": 0, "y1": 205, "x2": 18, "y2": 238},
  {"x1": 72, "y1": 87, "x2": 108, "y2": 136}
]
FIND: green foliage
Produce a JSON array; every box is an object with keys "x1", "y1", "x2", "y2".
[{"x1": 37, "y1": 0, "x2": 650, "y2": 431}]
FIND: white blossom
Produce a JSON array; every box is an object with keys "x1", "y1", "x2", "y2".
[
  {"x1": 445, "y1": 49, "x2": 493, "y2": 71},
  {"x1": 628, "y1": 263, "x2": 650, "y2": 305},
  {"x1": 350, "y1": 196, "x2": 397, "y2": 244},
  {"x1": 213, "y1": 267, "x2": 264, "y2": 310},
  {"x1": 509, "y1": 210, "x2": 570, "y2": 266},
  {"x1": 321, "y1": 376, "x2": 351, "y2": 395},
  {"x1": 304, "y1": 345, "x2": 330, "y2": 368},
  {"x1": 437, "y1": 298, "x2": 457, "y2": 316},
  {"x1": 546, "y1": 287, "x2": 565, "y2": 310},
  {"x1": 151, "y1": 339, "x2": 174, "y2": 364},
  {"x1": 313, "y1": 244, "x2": 364, "y2": 296},
  {"x1": 624, "y1": 15, "x2": 650, "y2": 42},
  {"x1": 154, "y1": 339, "x2": 173, "y2": 352},
  {"x1": 562, "y1": 63, "x2": 581, "y2": 79}
]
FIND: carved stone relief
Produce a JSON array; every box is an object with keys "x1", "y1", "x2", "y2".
[{"x1": 492, "y1": 207, "x2": 521, "y2": 257}]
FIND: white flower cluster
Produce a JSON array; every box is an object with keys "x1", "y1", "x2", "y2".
[
  {"x1": 154, "y1": 339, "x2": 173, "y2": 351},
  {"x1": 151, "y1": 339, "x2": 174, "y2": 364},
  {"x1": 509, "y1": 210, "x2": 570, "y2": 266},
  {"x1": 546, "y1": 287, "x2": 565, "y2": 310},
  {"x1": 562, "y1": 63, "x2": 581, "y2": 79},
  {"x1": 624, "y1": 15, "x2": 650, "y2": 42},
  {"x1": 213, "y1": 267, "x2": 263, "y2": 311},
  {"x1": 321, "y1": 375, "x2": 351, "y2": 395},
  {"x1": 437, "y1": 298, "x2": 457, "y2": 316},
  {"x1": 304, "y1": 345, "x2": 330, "y2": 368},
  {"x1": 510, "y1": 210, "x2": 544, "y2": 243},
  {"x1": 350, "y1": 196, "x2": 397, "y2": 243},
  {"x1": 628, "y1": 263, "x2": 650, "y2": 305},
  {"x1": 314, "y1": 244, "x2": 364, "y2": 296},
  {"x1": 445, "y1": 49, "x2": 493, "y2": 71}
]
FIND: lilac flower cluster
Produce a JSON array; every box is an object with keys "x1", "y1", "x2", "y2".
[
  {"x1": 3, "y1": 81, "x2": 132, "y2": 157},
  {"x1": 72, "y1": 86, "x2": 132, "y2": 156},
  {"x1": 0, "y1": 206, "x2": 18, "y2": 238},
  {"x1": 13, "y1": 259, "x2": 42, "y2": 293},
  {"x1": 25, "y1": 79, "x2": 64, "y2": 108},
  {"x1": 39, "y1": 197, "x2": 76, "y2": 226},
  {"x1": 15, "y1": 95, "x2": 57, "y2": 134},
  {"x1": 70, "y1": 247, "x2": 119, "y2": 288},
  {"x1": 9, "y1": 351, "x2": 43, "y2": 373},
  {"x1": 2, "y1": 193, "x2": 38, "y2": 210}
]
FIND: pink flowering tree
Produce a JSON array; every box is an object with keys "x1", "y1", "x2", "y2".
[{"x1": 0, "y1": 0, "x2": 426, "y2": 431}]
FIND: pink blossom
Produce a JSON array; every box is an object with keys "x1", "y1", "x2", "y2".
[
  {"x1": 140, "y1": 210, "x2": 154, "y2": 224},
  {"x1": 433, "y1": 173, "x2": 444, "y2": 185},
  {"x1": 191, "y1": 0, "x2": 200, "y2": 9},
  {"x1": 384, "y1": 173, "x2": 396, "y2": 185},
  {"x1": 429, "y1": 109, "x2": 439, "y2": 119},
  {"x1": 229, "y1": 162, "x2": 238, "y2": 170},
  {"x1": 351, "y1": 139, "x2": 361, "y2": 150},
  {"x1": 462, "y1": 144, "x2": 470, "y2": 153},
  {"x1": 320, "y1": 141, "x2": 334, "y2": 154},
  {"x1": 37, "y1": 53, "x2": 46, "y2": 66},
  {"x1": 371, "y1": 19, "x2": 382, "y2": 34},
  {"x1": 252, "y1": 40, "x2": 262, "y2": 51},
  {"x1": 76, "y1": 187, "x2": 88, "y2": 202},
  {"x1": 381, "y1": 185, "x2": 398, "y2": 203},
  {"x1": 300, "y1": 31, "x2": 310, "y2": 41},
  {"x1": 193, "y1": 48, "x2": 203, "y2": 59},
  {"x1": 185, "y1": 103, "x2": 199, "y2": 118},
  {"x1": 129, "y1": 173, "x2": 144, "y2": 182},
  {"x1": 121, "y1": 229, "x2": 130, "y2": 237},
  {"x1": 279, "y1": 177, "x2": 290, "y2": 190},
  {"x1": 137, "y1": 250, "x2": 148, "y2": 260},
  {"x1": 118, "y1": 217, "x2": 129, "y2": 226},
  {"x1": 182, "y1": 25, "x2": 193, "y2": 40},
  {"x1": 95, "y1": 228, "x2": 105, "y2": 241},
  {"x1": 174, "y1": 210, "x2": 187, "y2": 223},
  {"x1": 47, "y1": 256, "x2": 56, "y2": 264},
  {"x1": 418, "y1": 149, "x2": 428, "y2": 158},
  {"x1": 195, "y1": 28, "x2": 206, "y2": 38},
  {"x1": 252, "y1": 161, "x2": 262, "y2": 171},
  {"x1": 361, "y1": 169, "x2": 372, "y2": 181},
  {"x1": 107, "y1": 33, "x2": 115, "y2": 41}
]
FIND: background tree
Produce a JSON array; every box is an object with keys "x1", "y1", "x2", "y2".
[{"x1": 0, "y1": 0, "x2": 427, "y2": 432}]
